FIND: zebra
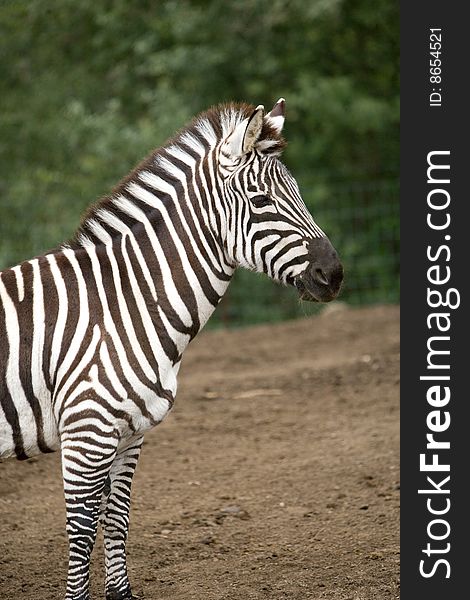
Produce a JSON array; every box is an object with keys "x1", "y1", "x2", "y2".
[{"x1": 0, "y1": 98, "x2": 343, "y2": 600}]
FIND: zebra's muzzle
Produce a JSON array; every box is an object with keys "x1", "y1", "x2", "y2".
[
  {"x1": 295, "y1": 266, "x2": 343, "y2": 302},
  {"x1": 295, "y1": 238, "x2": 343, "y2": 303},
  {"x1": 295, "y1": 278, "x2": 319, "y2": 302}
]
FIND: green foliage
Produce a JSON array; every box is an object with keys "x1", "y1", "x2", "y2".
[{"x1": 0, "y1": 0, "x2": 399, "y2": 326}]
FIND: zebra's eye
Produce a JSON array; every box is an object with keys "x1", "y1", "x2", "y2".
[{"x1": 251, "y1": 194, "x2": 272, "y2": 208}]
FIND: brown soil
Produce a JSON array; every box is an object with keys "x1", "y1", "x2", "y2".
[{"x1": 0, "y1": 304, "x2": 399, "y2": 600}]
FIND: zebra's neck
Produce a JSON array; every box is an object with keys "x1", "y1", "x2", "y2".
[{"x1": 65, "y1": 142, "x2": 235, "y2": 355}]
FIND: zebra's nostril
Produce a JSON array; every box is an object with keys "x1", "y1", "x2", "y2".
[{"x1": 314, "y1": 268, "x2": 329, "y2": 287}]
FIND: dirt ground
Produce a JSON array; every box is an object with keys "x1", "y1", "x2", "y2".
[{"x1": 0, "y1": 304, "x2": 399, "y2": 600}]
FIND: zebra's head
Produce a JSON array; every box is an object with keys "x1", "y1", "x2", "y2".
[{"x1": 218, "y1": 99, "x2": 343, "y2": 303}]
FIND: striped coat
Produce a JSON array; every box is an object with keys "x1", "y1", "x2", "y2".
[{"x1": 0, "y1": 99, "x2": 343, "y2": 600}]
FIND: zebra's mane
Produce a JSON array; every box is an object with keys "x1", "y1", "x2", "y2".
[{"x1": 69, "y1": 102, "x2": 286, "y2": 248}]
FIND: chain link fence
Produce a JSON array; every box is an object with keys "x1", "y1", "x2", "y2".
[{"x1": 0, "y1": 178, "x2": 399, "y2": 327}]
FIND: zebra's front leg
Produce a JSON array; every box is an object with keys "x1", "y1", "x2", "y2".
[
  {"x1": 100, "y1": 436, "x2": 144, "y2": 600},
  {"x1": 61, "y1": 428, "x2": 120, "y2": 600}
]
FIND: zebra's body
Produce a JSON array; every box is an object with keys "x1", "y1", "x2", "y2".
[
  {"x1": 0, "y1": 100, "x2": 343, "y2": 600},
  {"x1": 1, "y1": 245, "x2": 177, "y2": 459}
]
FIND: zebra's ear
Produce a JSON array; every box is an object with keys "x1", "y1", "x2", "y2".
[
  {"x1": 265, "y1": 98, "x2": 285, "y2": 135},
  {"x1": 226, "y1": 105, "x2": 265, "y2": 157}
]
